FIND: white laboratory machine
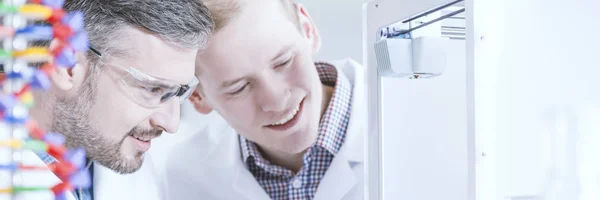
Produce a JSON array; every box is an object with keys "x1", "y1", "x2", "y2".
[{"x1": 364, "y1": 0, "x2": 600, "y2": 200}]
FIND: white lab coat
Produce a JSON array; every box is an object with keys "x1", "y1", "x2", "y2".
[
  {"x1": 160, "y1": 58, "x2": 367, "y2": 200},
  {"x1": 17, "y1": 149, "x2": 162, "y2": 200},
  {"x1": 92, "y1": 155, "x2": 162, "y2": 200}
]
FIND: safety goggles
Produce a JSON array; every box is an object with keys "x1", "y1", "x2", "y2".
[{"x1": 89, "y1": 47, "x2": 198, "y2": 108}]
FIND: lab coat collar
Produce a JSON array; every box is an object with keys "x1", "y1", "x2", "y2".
[
  {"x1": 197, "y1": 124, "x2": 272, "y2": 199},
  {"x1": 196, "y1": 120, "x2": 241, "y2": 168},
  {"x1": 232, "y1": 166, "x2": 272, "y2": 199},
  {"x1": 93, "y1": 154, "x2": 162, "y2": 200},
  {"x1": 313, "y1": 149, "x2": 359, "y2": 200},
  {"x1": 329, "y1": 58, "x2": 366, "y2": 164}
]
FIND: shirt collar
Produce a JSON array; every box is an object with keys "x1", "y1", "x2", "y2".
[{"x1": 313, "y1": 62, "x2": 353, "y2": 154}]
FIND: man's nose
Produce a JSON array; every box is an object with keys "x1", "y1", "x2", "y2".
[
  {"x1": 259, "y1": 82, "x2": 290, "y2": 112},
  {"x1": 149, "y1": 99, "x2": 181, "y2": 133}
]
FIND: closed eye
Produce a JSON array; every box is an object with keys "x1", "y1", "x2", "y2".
[
  {"x1": 229, "y1": 83, "x2": 249, "y2": 95},
  {"x1": 275, "y1": 56, "x2": 294, "y2": 68}
]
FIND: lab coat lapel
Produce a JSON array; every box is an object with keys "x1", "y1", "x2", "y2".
[
  {"x1": 313, "y1": 58, "x2": 366, "y2": 200},
  {"x1": 199, "y1": 125, "x2": 271, "y2": 200},
  {"x1": 232, "y1": 166, "x2": 272, "y2": 200},
  {"x1": 338, "y1": 58, "x2": 367, "y2": 163},
  {"x1": 314, "y1": 128, "x2": 364, "y2": 200},
  {"x1": 226, "y1": 136, "x2": 272, "y2": 200},
  {"x1": 313, "y1": 153, "x2": 359, "y2": 200},
  {"x1": 327, "y1": 57, "x2": 366, "y2": 164},
  {"x1": 93, "y1": 162, "x2": 129, "y2": 200}
]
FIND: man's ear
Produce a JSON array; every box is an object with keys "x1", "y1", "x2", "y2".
[
  {"x1": 189, "y1": 90, "x2": 213, "y2": 114},
  {"x1": 295, "y1": 3, "x2": 321, "y2": 54},
  {"x1": 49, "y1": 39, "x2": 78, "y2": 92}
]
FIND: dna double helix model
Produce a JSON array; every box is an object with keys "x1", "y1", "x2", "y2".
[{"x1": 0, "y1": 0, "x2": 90, "y2": 199}]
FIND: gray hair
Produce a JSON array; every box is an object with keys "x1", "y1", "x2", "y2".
[{"x1": 63, "y1": 0, "x2": 214, "y2": 57}]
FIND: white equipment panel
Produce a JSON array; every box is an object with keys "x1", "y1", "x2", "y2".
[
  {"x1": 365, "y1": 0, "x2": 600, "y2": 200},
  {"x1": 363, "y1": 0, "x2": 473, "y2": 199}
]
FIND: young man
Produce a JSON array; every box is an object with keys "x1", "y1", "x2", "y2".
[
  {"x1": 25, "y1": 0, "x2": 214, "y2": 200},
  {"x1": 162, "y1": 0, "x2": 366, "y2": 199}
]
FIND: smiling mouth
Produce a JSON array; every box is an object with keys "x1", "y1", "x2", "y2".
[
  {"x1": 129, "y1": 131, "x2": 161, "y2": 142},
  {"x1": 268, "y1": 105, "x2": 300, "y2": 126},
  {"x1": 265, "y1": 98, "x2": 305, "y2": 131},
  {"x1": 130, "y1": 134, "x2": 153, "y2": 142},
  {"x1": 128, "y1": 129, "x2": 162, "y2": 152}
]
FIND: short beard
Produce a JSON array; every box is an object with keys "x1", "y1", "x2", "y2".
[{"x1": 50, "y1": 67, "x2": 143, "y2": 174}]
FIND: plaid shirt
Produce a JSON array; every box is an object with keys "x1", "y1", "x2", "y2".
[{"x1": 239, "y1": 62, "x2": 353, "y2": 200}]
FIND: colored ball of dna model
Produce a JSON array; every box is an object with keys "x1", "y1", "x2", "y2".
[{"x1": 0, "y1": 0, "x2": 90, "y2": 199}]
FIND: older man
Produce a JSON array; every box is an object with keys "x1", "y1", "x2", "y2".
[{"x1": 27, "y1": 0, "x2": 214, "y2": 199}]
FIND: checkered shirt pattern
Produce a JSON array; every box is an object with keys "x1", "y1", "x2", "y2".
[{"x1": 239, "y1": 62, "x2": 353, "y2": 200}]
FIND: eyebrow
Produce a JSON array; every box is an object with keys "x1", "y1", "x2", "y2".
[
  {"x1": 90, "y1": 46, "x2": 137, "y2": 59},
  {"x1": 270, "y1": 44, "x2": 294, "y2": 63},
  {"x1": 146, "y1": 80, "x2": 175, "y2": 88},
  {"x1": 220, "y1": 77, "x2": 245, "y2": 89}
]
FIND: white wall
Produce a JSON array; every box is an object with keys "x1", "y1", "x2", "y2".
[
  {"x1": 299, "y1": 0, "x2": 367, "y2": 63},
  {"x1": 474, "y1": 0, "x2": 600, "y2": 199}
]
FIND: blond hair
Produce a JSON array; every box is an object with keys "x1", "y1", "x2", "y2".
[{"x1": 203, "y1": 0, "x2": 299, "y2": 31}]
